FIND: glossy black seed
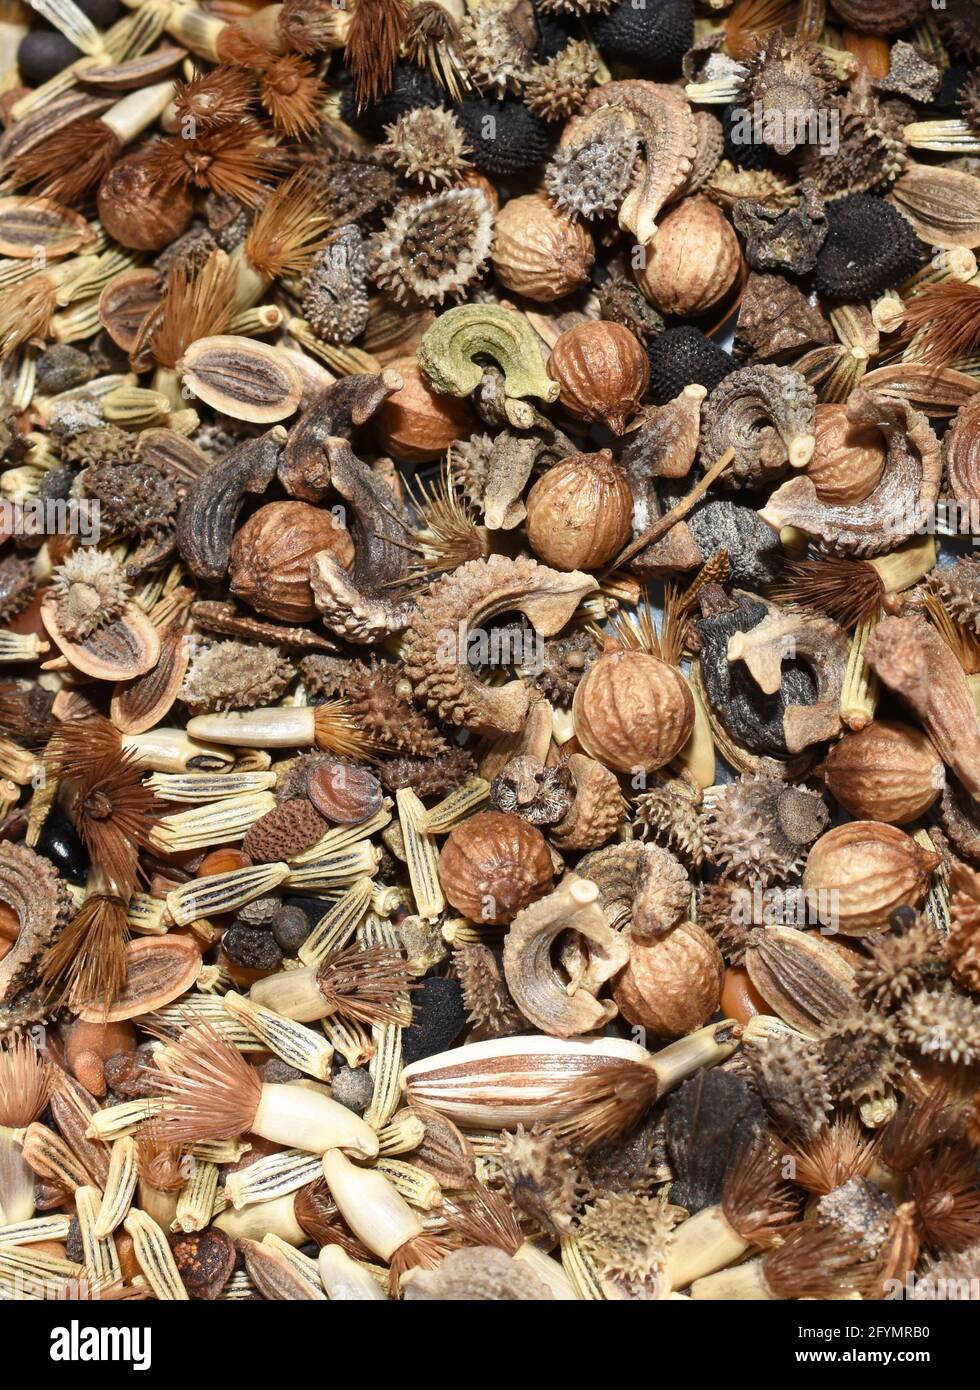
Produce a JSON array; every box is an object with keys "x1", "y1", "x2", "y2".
[
  {"x1": 37, "y1": 805, "x2": 89, "y2": 883},
  {"x1": 456, "y1": 98, "x2": 552, "y2": 177},
  {"x1": 401, "y1": 975, "x2": 467, "y2": 1064},
  {"x1": 592, "y1": 0, "x2": 693, "y2": 75},
  {"x1": 646, "y1": 327, "x2": 737, "y2": 405},
  {"x1": 222, "y1": 924, "x2": 283, "y2": 972},
  {"x1": 18, "y1": 29, "x2": 82, "y2": 85}
]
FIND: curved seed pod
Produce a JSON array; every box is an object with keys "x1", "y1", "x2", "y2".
[
  {"x1": 279, "y1": 370, "x2": 403, "y2": 503},
  {"x1": 309, "y1": 438, "x2": 415, "y2": 644},
  {"x1": 0, "y1": 196, "x2": 97, "y2": 259},
  {"x1": 577, "y1": 841, "x2": 691, "y2": 941},
  {"x1": 865, "y1": 615, "x2": 980, "y2": 799},
  {"x1": 402, "y1": 554, "x2": 598, "y2": 735},
  {"x1": 41, "y1": 600, "x2": 160, "y2": 682},
  {"x1": 110, "y1": 620, "x2": 188, "y2": 735},
  {"x1": 502, "y1": 875, "x2": 630, "y2": 1038},
  {"x1": 577, "y1": 81, "x2": 698, "y2": 244},
  {"x1": 943, "y1": 394, "x2": 980, "y2": 507},
  {"x1": 700, "y1": 365, "x2": 816, "y2": 488},
  {"x1": 0, "y1": 842, "x2": 73, "y2": 1013},
  {"x1": 759, "y1": 390, "x2": 941, "y2": 557},
  {"x1": 549, "y1": 754, "x2": 626, "y2": 852},
  {"x1": 727, "y1": 600, "x2": 851, "y2": 753},
  {"x1": 418, "y1": 305, "x2": 559, "y2": 405},
  {"x1": 176, "y1": 427, "x2": 285, "y2": 581}
]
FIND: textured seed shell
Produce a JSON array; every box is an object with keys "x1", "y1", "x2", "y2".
[
  {"x1": 0, "y1": 197, "x2": 95, "y2": 259},
  {"x1": 818, "y1": 721, "x2": 943, "y2": 824},
  {"x1": 890, "y1": 166, "x2": 980, "y2": 249},
  {"x1": 743, "y1": 926, "x2": 856, "y2": 1034},
  {"x1": 75, "y1": 47, "x2": 186, "y2": 90},
  {"x1": 99, "y1": 269, "x2": 163, "y2": 354},
  {"x1": 860, "y1": 364, "x2": 979, "y2": 418},
  {"x1": 492, "y1": 195, "x2": 595, "y2": 303},
  {"x1": 572, "y1": 648, "x2": 695, "y2": 774},
  {"x1": 76, "y1": 935, "x2": 202, "y2": 1023},
  {"x1": 612, "y1": 922, "x2": 724, "y2": 1039},
  {"x1": 802, "y1": 821, "x2": 938, "y2": 934},
  {"x1": 40, "y1": 600, "x2": 161, "y2": 681},
  {"x1": 110, "y1": 623, "x2": 188, "y2": 735},
  {"x1": 945, "y1": 394, "x2": 980, "y2": 506},
  {"x1": 178, "y1": 336, "x2": 304, "y2": 423}
]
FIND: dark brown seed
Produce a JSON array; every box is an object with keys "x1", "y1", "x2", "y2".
[{"x1": 169, "y1": 1228, "x2": 237, "y2": 1300}]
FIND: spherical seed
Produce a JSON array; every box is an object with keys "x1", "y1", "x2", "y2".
[{"x1": 222, "y1": 923, "x2": 283, "y2": 973}]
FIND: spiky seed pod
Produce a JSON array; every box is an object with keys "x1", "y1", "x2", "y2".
[
  {"x1": 342, "y1": 659, "x2": 447, "y2": 758},
  {"x1": 377, "y1": 107, "x2": 472, "y2": 188},
  {"x1": 449, "y1": 433, "x2": 495, "y2": 509},
  {"x1": 48, "y1": 550, "x2": 131, "y2": 642},
  {"x1": 369, "y1": 188, "x2": 494, "y2": 305},
  {"x1": 79, "y1": 462, "x2": 178, "y2": 539},
  {"x1": 748, "y1": 1031, "x2": 832, "y2": 1141},
  {"x1": 575, "y1": 1192, "x2": 678, "y2": 1294},
  {"x1": 458, "y1": 6, "x2": 532, "y2": 95},
  {"x1": 301, "y1": 227, "x2": 370, "y2": 346},
  {"x1": 820, "y1": 1010, "x2": 904, "y2": 1105},
  {"x1": 596, "y1": 274, "x2": 664, "y2": 345},
  {"x1": 545, "y1": 120, "x2": 640, "y2": 220},
  {"x1": 704, "y1": 777, "x2": 828, "y2": 888},
  {"x1": 59, "y1": 427, "x2": 136, "y2": 470},
  {"x1": 523, "y1": 41, "x2": 597, "y2": 121},
  {"x1": 498, "y1": 1124, "x2": 583, "y2": 1239},
  {"x1": 925, "y1": 557, "x2": 980, "y2": 636},
  {"x1": 899, "y1": 988, "x2": 980, "y2": 1067},
  {"x1": 696, "y1": 879, "x2": 752, "y2": 967},
  {"x1": 788, "y1": 1115, "x2": 879, "y2": 1197},
  {"x1": 453, "y1": 943, "x2": 524, "y2": 1037},
  {"x1": 948, "y1": 866, "x2": 980, "y2": 993},
  {"x1": 739, "y1": 35, "x2": 838, "y2": 158},
  {"x1": 0, "y1": 555, "x2": 36, "y2": 624},
  {"x1": 180, "y1": 641, "x2": 295, "y2": 716},
  {"x1": 855, "y1": 914, "x2": 948, "y2": 1011},
  {"x1": 376, "y1": 747, "x2": 476, "y2": 797},
  {"x1": 803, "y1": 88, "x2": 907, "y2": 200}
]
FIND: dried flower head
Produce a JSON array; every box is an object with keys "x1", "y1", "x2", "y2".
[
  {"x1": 259, "y1": 55, "x2": 326, "y2": 138},
  {"x1": 344, "y1": 0, "x2": 409, "y2": 108},
  {"x1": 369, "y1": 187, "x2": 494, "y2": 305},
  {"x1": 244, "y1": 169, "x2": 337, "y2": 279},
  {"x1": 403, "y1": 2, "x2": 472, "y2": 102},
  {"x1": 378, "y1": 107, "x2": 472, "y2": 187},
  {"x1": 148, "y1": 248, "x2": 235, "y2": 370},
  {"x1": 909, "y1": 1144, "x2": 980, "y2": 1254},
  {"x1": 150, "y1": 1023, "x2": 262, "y2": 1144},
  {"x1": 770, "y1": 556, "x2": 886, "y2": 630},
  {"x1": 39, "y1": 893, "x2": 130, "y2": 1012},
  {"x1": 278, "y1": 0, "x2": 349, "y2": 53},
  {"x1": 740, "y1": 34, "x2": 837, "y2": 158},
  {"x1": 0, "y1": 1034, "x2": 49, "y2": 1127},
  {"x1": 315, "y1": 944, "x2": 414, "y2": 1026},
  {"x1": 14, "y1": 117, "x2": 119, "y2": 203},
  {"x1": 758, "y1": 1221, "x2": 878, "y2": 1299},
  {"x1": 497, "y1": 1124, "x2": 583, "y2": 1238},
  {"x1": 143, "y1": 121, "x2": 292, "y2": 209},
  {"x1": 634, "y1": 779, "x2": 705, "y2": 867},
  {"x1": 788, "y1": 1114, "x2": 879, "y2": 1196},
  {"x1": 459, "y1": 5, "x2": 530, "y2": 96},
  {"x1": 172, "y1": 67, "x2": 257, "y2": 133},
  {"x1": 180, "y1": 640, "x2": 295, "y2": 716},
  {"x1": 49, "y1": 550, "x2": 131, "y2": 641}
]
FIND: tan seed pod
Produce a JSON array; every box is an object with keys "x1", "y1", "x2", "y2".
[
  {"x1": 744, "y1": 926, "x2": 857, "y2": 1034},
  {"x1": 548, "y1": 321, "x2": 649, "y2": 435},
  {"x1": 890, "y1": 165, "x2": 980, "y2": 249},
  {"x1": 613, "y1": 921, "x2": 724, "y2": 1040},
  {"x1": 0, "y1": 197, "x2": 96, "y2": 259},
  {"x1": 572, "y1": 647, "x2": 695, "y2": 775},
  {"x1": 802, "y1": 822, "x2": 939, "y2": 935},
  {"x1": 635, "y1": 196, "x2": 742, "y2": 317},
  {"x1": 492, "y1": 195, "x2": 594, "y2": 304},
  {"x1": 808, "y1": 404, "x2": 887, "y2": 505},
  {"x1": 818, "y1": 721, "x2": 944, "y2": 825},
  {"x1": 178, "y1": 336, "x2": 304, "y2": 423},
  {"x1": 75, "y1": 935, "x2": 203, "y2": 1023}
]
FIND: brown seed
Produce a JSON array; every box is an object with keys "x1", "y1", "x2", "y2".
[
  {"x1": 307, "y1": 761, "x2": 384, "y2": 824},
  {"x1": 178, "y1": 335, "x2": 304, "y2": 424},
  {"x1": 75, "y1": 935, "x2": 203, "y2": 1023},
  {"x1": 197, "y1": 848, "x2": 252, "y2": 877},
  {"x1": 169, "y1": 1228, "x2": 236, "y2": 1300}
]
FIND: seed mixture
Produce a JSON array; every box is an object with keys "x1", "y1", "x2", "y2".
[{"x1": 0, "y1": 0, "x2": 979, "y2": 1303}]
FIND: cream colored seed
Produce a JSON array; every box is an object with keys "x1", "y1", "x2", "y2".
[{"x1": 124, "y1": 1210, "x2": 189, "y2": 1301}]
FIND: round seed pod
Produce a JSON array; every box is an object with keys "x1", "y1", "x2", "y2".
[
  {"x1": 808, "y1": 403, "x2": 886, "y2": 504},
  {"x1": 802, "y1": 821, "x2": 940, "y2": 934},
  {"x1": 307, "y1": 762, "x2": 383, "y2": 824},
  {"x1": 818, "y1": 721, "x2": 944, "y2": 824},
  {"x1": 548, "y1": 321, "x2": 649, "y2": 434},
  {"x1": 613, "y1": 922, "x2": 724, "y2": 1038},
  {"x1": 438, "y1": 810, "x2": 555, "y2": 925},
  {"x1": 97, "y1": 154, "x2": 193, "y2": 252},
  {"x1": 229, "y1": 501, "x2": 354, "y2": 624},
  {"x1": 572, "y1": 648, "x2": 695, "y2": 774},
  {"x1": 635, "y1": 196, "x2": 742, "y2": 317},
  {"x1": 374, "y1": 357, "x2": 474, "y2": 464},
  {"x1": 525, "y1": 449, "x2": 633, "y2": 571},
  {"x1": 492, "y1": 194, "x2": 594, "y2": 303}
]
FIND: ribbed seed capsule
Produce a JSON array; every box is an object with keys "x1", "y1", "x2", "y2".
[
  {"x1": 75, "y1": 1185, "x2": 120, "y2": 1283},
  {"x1": 167, "y1": 861, "x2": 290, "y2": 926},
  {"x1": 323, "y1": 1017, "x2": 373, "y2": 1070},
  {"x1": 174, "y1": 1160, "x2": 219, "y2": 1233},
  {"x1": 290, "y1": 810, "x2": 393, "y2": 865},
  {"x1": 224, "y1": 1150, "x2": 322, "y2": 1211},
  {"x1": 297, "y1": 877, "x2": 374, "y2": 967},
  {"x1": 374, "y1": 1160, "x2": 442, "y2": 1211},
  {"x1": 141, "y1": 995, "x2": 264, "y2": 1050},
  {"x1": 127, "y1": 893, "x2": 168, "y2": 935},
  {"x1": 239, "y1": 1236, "x2": 326, "y2": 1300},
  {"x1": 396, "y1": 788, "x2": 445, "y2": 922},
  {"x1": 285, "y1": 842, "x2": 381, "y2": 891},
  {"x1": 145, "y1": 771, "x2": 277, "y2": 802},
  {"x1": 560, "y1": 1236, "x2": 606, "y2": 1300},
  {"x1": 18, "y1": 1122, "x2": 93, "y2": 1193},
  {"x1": 0, "y1": 1215, "x2": 71, "y2": 1247},
  {"x1": 149, "y1": 792, "x2": 276, "y2": 852},
  {"x1": 419, "y1": 778, "x2": 492, "y2": 834},
  {"x1": 123, "y1": 1209, "x2": 189, "y2": 1300},
  {"x1": 377, "y1": 1111, "x2": 427, "y2": 1156},
  {"x1": 86, "y1": 1099, "x2": 163, "y2": 1142},
  {"x1": 93, "y1": 1136, "x2": 137, "y2": 1238},
  {"x1": 222, "y1": 992, "x2": 335, "y2": 1080}
]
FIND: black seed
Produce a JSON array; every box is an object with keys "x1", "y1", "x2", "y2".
[
  {"x1": 401, "y1": 975, "x2": 467, "y2": 1064},
  {"x1": 222, "y1": 924, "x2": 283, "y2": 972}
]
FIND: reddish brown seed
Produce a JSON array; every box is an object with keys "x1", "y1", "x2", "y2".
[
  {"x1": 197, "y1": 847, "x2": 252, "y2": 877},
  {"x1": 307, "y1": 761, "x2": 384, "y2": 824},
  {"x1": 169, "y1": 1228, "x2": 237, "y2": 1300}
]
